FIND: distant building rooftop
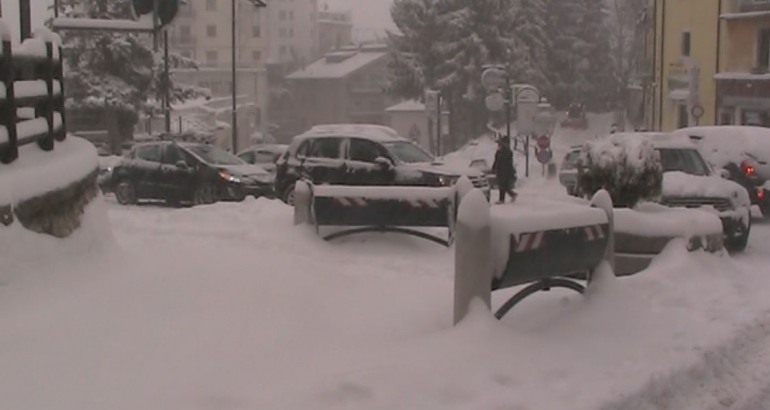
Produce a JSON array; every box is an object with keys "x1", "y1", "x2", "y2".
[
  {"x1": 386, "y1": 100, "x2": 426, "y2": 112},
  {"x1": 286, "y1": 45, "x2": 388, "y2": 80}
]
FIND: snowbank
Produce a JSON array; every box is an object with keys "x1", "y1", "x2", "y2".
[
  {"x1": 0, "y1": 136, "x2": 98, "y2": 206},
  {"x1": 663, "y1": 171, "x2": 747, "y2": 202},
  {"x1": 615, "y1": 203, "x2": 723, "y2": 237}
]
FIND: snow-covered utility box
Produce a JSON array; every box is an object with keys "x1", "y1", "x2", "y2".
[
  {"x1": 0, "y1": 24, "x2": 66, "y2": 164},
  {"x1": 454, "y1": 190, "x2": 615, "y2": 323},
  {"x1": 295, "y1": 181, "x2": 457, "y2": 247}
]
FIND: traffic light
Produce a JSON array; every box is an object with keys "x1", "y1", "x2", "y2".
[{"x1": 132, "y1": 0, "x2": 179, "y2": 27}]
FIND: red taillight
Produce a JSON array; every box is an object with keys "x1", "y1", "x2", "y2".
[
  {"x1": 758, "y1": 188, "x2": 765, "y2": 200},
  {"x1": 741, "y1": 160, "x2": 756, "y2": 176}
]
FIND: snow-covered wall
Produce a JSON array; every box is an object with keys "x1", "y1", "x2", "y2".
[{"x1": 0, "y1": 137, "x2": 104, "y2": 238}]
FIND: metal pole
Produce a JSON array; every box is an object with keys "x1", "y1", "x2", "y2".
[
  {"x1": 525, "y1": 135, "x2": 530, "y2": 177},
  {"x1": 20, "y1": 0, "x2": 31, "y2": 40},
  {"x1": 231, "y1": 0, "x2": 238, "y2": 153},
  {"x1": 436, "y1": 93, "x2": 442, "y2": 155},
  {"x1": 164, "y1": 30, "x2": 171, "y2": 133},
  {"x1": 506, "y1": 76, "x2": 511, "y2": 141},
  {"x1": 54, "y1": 0, "x2": 59, "y2": 18}
]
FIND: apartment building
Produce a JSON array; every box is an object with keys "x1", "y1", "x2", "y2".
[
  {"x1": 644, "y1": 0, "x2": 770, "y2": 130},
  {"x1": 717, "y1": 0, "x2": 770, "y2": 127},
  {"x1": 264, "y1": 0, "x2": 320, "y2": 65},
  {"x1": 318, "y1": 7, "x2": 353, "y2": 56}
]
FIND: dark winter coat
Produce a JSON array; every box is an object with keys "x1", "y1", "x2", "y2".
[{"x1": 492, "y1": 145, "x2": 515, "y2": 180}]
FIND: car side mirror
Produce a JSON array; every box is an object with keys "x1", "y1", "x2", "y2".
[
  {"x1": 719, "y1": 168, "x2": 730, "y2": 179},
  {"x1": 374, "y1": 156, "x2": 393, "y2": 170},
  {"x1": 176, "y1": 160, "x2": 189, "y2": 170}
]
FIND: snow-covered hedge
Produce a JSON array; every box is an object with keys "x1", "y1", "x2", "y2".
[{"x1": 578, "y1": 136, "x2": 663, "y2": 208}]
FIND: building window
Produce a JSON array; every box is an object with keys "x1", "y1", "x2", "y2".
[
  {"x1": 677, "y1": 104, "x2": 689, "y2": 129},
  {"x1": 252, "y1": 50, "x2": 262, "y2": 62},
  {"x1": 179, "y1": 25, "x2": 191, "y2": 42},
  {"x1": 206, "y1": 50, "x2": 218, "y2": 65},
  {"x1": 681, "y1": 31, "x2": 691, "y2": 57},
  {"x1": 180, "y1": 50, "x2": 192, "y2": 59},
  {"x1": 279, "y1": 10, "x2": 287, "y2": 20},
  {"x1": 207, "y1": 25, "x2": 217, "y2": 38},
  {"x1": 252, "y1": 25, "x2": 261, "y2": 37},
  {"x1": 206, "y1": 0, "x2": 216, "y2": 11},
  {"x1": 758, "y1": 28, "x2": 770, "y2": 69}
]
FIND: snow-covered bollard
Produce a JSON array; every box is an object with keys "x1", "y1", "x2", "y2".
[
  {"x1": 293, "y1": 180, "x2": 313, "y2": 226},
  {"x1": 589, "y1": 189, "x2": 615, "y2": 277},
  {"x1": 454, "y1": 175, "x2": 475, "y2": 204},
  {"x1": 454, "y1": 188, "x2": 493, "y2": 325}
]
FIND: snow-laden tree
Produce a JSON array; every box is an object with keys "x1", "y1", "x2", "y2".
[
  {"x1": 53, "y1": 0, "x2": 207, "y2": 150},
  {"x1": 509, "y1": 0, "x2": 550, "y2": 93},
  {"x1": 575, "y1": 0, "x2": 615, "y2": 110}
]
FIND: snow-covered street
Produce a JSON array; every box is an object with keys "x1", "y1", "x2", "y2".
[{"x1": 2, "y1": 189, "x2": 770, "y2": 410}]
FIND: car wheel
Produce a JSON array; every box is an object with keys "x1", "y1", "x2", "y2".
[
  {"x1": 727, "y1": 217, "x2": 751, "y2": 252},
  {"x1": 115, "y1": 181, "x2": 137, "y2": 205},
  {"x1": 193, "y1": 184, "x2": 219, "y2": 206},
  {"x1": 283, "y1": 185, "x2": 296, "y2": 206}
]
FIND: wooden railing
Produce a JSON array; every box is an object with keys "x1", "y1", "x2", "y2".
[{"x1": 0, "y1": 22, "x2": 66, "y2": 164}]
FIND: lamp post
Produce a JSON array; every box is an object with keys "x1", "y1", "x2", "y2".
[{"x1": 232, "y1": 0, "x2": 237, "y2": 153}]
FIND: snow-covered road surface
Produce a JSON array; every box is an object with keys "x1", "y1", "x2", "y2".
[{"x1": 2, "y1": 192, "x2": 770, "y2": 410}]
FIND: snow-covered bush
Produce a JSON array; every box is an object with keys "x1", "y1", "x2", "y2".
[{"x1": 578, "y1": 136, "x2": 663, "y2": 208}]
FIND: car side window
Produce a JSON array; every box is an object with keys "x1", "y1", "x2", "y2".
[
  {"x1": 238, "y1": 151, "x2": 255, "y2": 164},
  {"x1": 162, "y1": 145, "x2": 185, "y2": 165},
  {"x1": 348, "y1": 138, "x2": 387, "y2": 163},
  {"x1": 254, "y1": 151, "x2": 276, "y2": 163},
  {"x1": 135, "y1": 145, "x2": 161, "y2": 162},
  {"x1": 295, "y1": 141, "x2": 310, "y2": 158},
  {"x1": 307, "y1": 138, "x2": 342, "y2": 159}
]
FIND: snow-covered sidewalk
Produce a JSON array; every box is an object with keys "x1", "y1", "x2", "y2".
[{"x1": 2, "y1": 195, "x2": 770, "y2": 409}]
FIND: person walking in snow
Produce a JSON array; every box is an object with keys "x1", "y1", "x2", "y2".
[{"x1": 492, "y1": 137, "x2": 517, "y2": 204}]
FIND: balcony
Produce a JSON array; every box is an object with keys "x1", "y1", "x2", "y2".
[{"x1": 723, "y1": 0, "x2": 770, "y2": 19}]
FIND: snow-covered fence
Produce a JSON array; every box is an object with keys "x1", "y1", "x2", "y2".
[
  {"x1": 454, "y1": 189, "x2": 615, "y2": 324},
  {"x1": 294, "y1": 180, "x2": 459, "y2": 247},
  {"x1": 0, "y1": 24, "x2": 66, "y2": 164}
]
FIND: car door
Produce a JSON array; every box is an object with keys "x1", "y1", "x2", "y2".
[
  {"x1": 159, "y1": 144, "x2": 197, "y2": 200},
  {"x1": 344, "y1": 138, "x2": 394, "y2": 185},
  {"x1": 132, "y1": 144, "x2": 163, "y2": 199},
  {"x1": 301, "y1": 137, "x2": 346, "y2": 184},
  {"x1": 238, "y1": 150, "x2": 256, "y2": 164}
]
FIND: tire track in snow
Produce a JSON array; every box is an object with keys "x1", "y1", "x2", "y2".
[{"x1": 598, "y1": 310, "x2": 770, "y2": 410}]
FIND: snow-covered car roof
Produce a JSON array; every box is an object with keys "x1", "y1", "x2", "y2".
[
  {"x1": 607, "y1": 132, "x2": 696, "y2": 150},
  {"x1": 671, "y1": 126, "x2": 770, "y2": 167},
  {"x1": 237, "y1": 144, "x2": 288, "y2": 156},
  {"x1": 298, "y1": 124, "x2": 408, "y2": 143}
]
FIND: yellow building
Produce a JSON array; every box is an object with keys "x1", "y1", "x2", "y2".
[
  {"x1": 646, "y1": 0, "x2": 721, "y2": 131},
  {"x1": 717, "y1": 0, "x2": 770, "y2": 127},
  {"x1": 645, "y1": 0, "x2": 770, "y2": 131}
]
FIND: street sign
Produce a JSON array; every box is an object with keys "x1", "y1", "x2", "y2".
[
  {"x1": 481, "y1": 68, "x2": 507, "y2": 91},
  {"x1": 536, "y1": 135, "x2": 550, "y2": 150},
  {"x1": 517, "y1": 87, "x2": 540, "y2": 104},
  {"x1": 517, "y1": 101, "x2": 538, "y2": 135},
  {"x1": 485, "y1": 92, "x2": 505, "y2": 112},
  {"x1": 536, "y1": 148, "x2": 553, "y2": 164}
]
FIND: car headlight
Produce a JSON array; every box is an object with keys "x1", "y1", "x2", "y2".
[
  {"x1": 219, "y1": 170, "x2": 241, "y2": 183},
  {"x1": 438, "y1": 175, "x2": 459, "y2": 186}
]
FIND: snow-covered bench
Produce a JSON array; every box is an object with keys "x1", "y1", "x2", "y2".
[
  {"x1": 0, "y1": 23, "x2": 66, "y2": 164},
  {"x1": 453, "y1": 189, "x2": 615, "y2": 323},
  {"x1": 293, "y1": 180, "x2": 457, "y2": 247}
]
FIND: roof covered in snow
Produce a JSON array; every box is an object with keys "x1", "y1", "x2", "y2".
[
  {"x1": 286, "y1": 47, "x2": 388, "y2": 80},
  {"x1": 298, "y1": 123, "x2": 407, "y2": 142},
  {"x1": 386, "y1": 100, "x2": 426, "y2": 112}
]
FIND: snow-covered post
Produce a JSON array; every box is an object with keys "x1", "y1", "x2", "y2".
[
  {"x1": 454, "y1": 188, "x2": 493, "y2": 324},
  {"x1": 590, "y1": 189, "x2": 615, "y2": 276},
  {"x1": 293, "y1": 180, "x2": 313, "y2": 226}
]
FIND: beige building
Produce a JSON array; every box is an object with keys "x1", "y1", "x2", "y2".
[
  {"x1": 318, "y1": 7, "x2": 354, "y2": 56},
  {"x1": 264, "y1": 0, "x2": 320, "y2": 65}
]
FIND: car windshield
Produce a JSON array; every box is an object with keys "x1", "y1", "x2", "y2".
[
  {"x1": 383, "y1": 141, "x2": 434, "y2": 164},
  {"x1": 562, "y1": 150, "x2": 581, "y2": 169},
  {"x1": 186, "y1": 145, "x2": 245, "y2": 166},
  {"x1": 657, "y1": 148, "x2": 711, "y2": 176}
]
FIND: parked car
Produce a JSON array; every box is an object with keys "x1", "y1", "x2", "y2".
[
  {"x1": 108, "y1": 141, "x2": 273, "y2": 206},
  {"x1": 274, "y1": 124, "x2": 491, "y2": 204},
  {"x1": 469, "y1": 158, "x2": 498, "y2": 189},
  {"x1": 672, "y1": 126, "x2": 770, "y2": 215},
  {"x1": 619, "y1": 133, "x2": 752, "y2": 251},
  {"x1": 559, "y1": 146, "x2": 583, "y2": 196},
  {"x1": 237, "y1": 144, "x2": 288, "y2": 177}
]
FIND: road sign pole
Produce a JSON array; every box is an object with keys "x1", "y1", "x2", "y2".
[
  {"x1": 436, "y1": 93, "x2": 442, "y2": 156},
  {"x1": 525, "y1": 135, "x2": 530, "y2": 178},
  {"x1": 506, "y1": 75, "x2": 511, "y2": 142}
]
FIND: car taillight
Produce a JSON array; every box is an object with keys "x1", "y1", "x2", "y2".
[
  {"x1": 741, "y1": 160, "x2": 756, "y2": 176},
  {"x1": 758, "y1": 188, "x2": 766, "y2": 200}
]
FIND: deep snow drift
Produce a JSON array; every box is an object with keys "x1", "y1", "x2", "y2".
[{"x1": 2, "y1": 189, "x2": 770, "y2": 409}]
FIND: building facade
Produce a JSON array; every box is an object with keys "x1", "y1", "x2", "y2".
[
  {"x1": 716, "y1": 0, "x2": 770, "y2": 127},
  {"x1": 644, "y1": 0, "x2": 770, "y2": 131},
  {"x1": 285, "y1": 44, "x2": 394, "y2": 132},
  {"x1": 318, "y1": 7, "x2": 354, "y2": 56}
]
